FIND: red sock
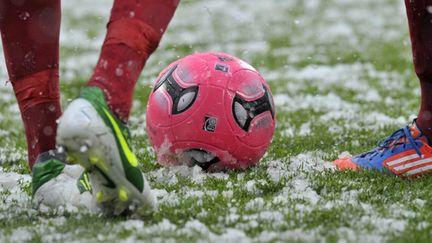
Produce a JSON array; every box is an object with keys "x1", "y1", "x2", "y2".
[
  {"x1": 0, "y1": 0, "x2": 61, "y2": 170},
  {"x1": 87, "y1": 0, "x2": 179, "y2": 122},
  {"x1": 405, "y1": 0, "x2": 432, "y2": 142}
]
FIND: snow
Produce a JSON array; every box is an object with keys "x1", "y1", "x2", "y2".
[
  {"x1": 0, "y1": 0, "x2": 422, "y2": 241},
  {"x1": 0, "y1": 171, "x2": 30, "y2": 193},
  {"x1": 245, "y1": 197, "x2": 265, "y2": 211}
]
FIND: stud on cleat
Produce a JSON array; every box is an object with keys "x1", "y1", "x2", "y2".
[
  {"x1": 80, "y1": 145, "x2": 89, "y2": 153},
  {"x1": 96, "y1": 191, "x2": 105, "y2": 203},
  {"x1": 90, "y1": 156, "x2": 99, "y2": 165},
  {"x1": 118, "y1": 187, "x2": 129, "y2": 202},
  {"x1": 57, "y1": 146, "x2": 65, "y2": 154}
]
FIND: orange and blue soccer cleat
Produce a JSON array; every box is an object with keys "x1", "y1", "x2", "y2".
[{"x1": 334, "y1": 120, "x2": 432, "y2": 178}]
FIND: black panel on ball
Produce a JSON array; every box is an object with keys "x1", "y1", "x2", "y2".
[
  {"x1": 153, "y1": 64, "x2": 199, "y2": 115},
  {"x1": 232, "y1": 85, "x2": 274, "y2": 131}
]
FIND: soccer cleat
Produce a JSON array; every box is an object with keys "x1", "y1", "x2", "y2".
[
  {"x1": 334, "y1": 120, "x2": 432, "y2": 178},
  {"x1": 32, "y1": 150, "x2": 97, "y2": 211},
  {"x1": 56, "y1": 87, "x2": 156, "y2": 215}
]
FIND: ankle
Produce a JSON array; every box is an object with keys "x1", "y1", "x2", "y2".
[{"x1": 416, "y1": 116, "x2": 432, "y2": 144}]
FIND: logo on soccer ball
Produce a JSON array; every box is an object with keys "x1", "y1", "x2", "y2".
[
  {"x1": 203, "y1": 116, "x2": 217, "y2": 132},
  {"x1": 232, "y1": 86, "x2": 274, "y2": 131},
  {"x1": 215, "y1": 63, "x2": 229, "y2": 73}
]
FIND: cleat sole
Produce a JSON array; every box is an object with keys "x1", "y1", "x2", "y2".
[{"x1": 56, "y1": 98, "x2": 156, "y2": 215}]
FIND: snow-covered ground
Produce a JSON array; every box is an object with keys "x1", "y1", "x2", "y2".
[{"x1": 0, "y1": 0, "x2": 424, "y2": 242}]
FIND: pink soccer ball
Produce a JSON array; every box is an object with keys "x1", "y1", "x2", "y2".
[{"x1": 146, "y1": 52, "x2": 276, "y2": 171}]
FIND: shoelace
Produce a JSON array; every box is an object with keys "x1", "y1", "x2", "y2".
[{"x1": 358, "y1": 125, "x2": 422, "y2": 161}]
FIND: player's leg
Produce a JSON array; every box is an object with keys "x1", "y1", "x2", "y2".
[
  {"x1": 333, "y1": 0, "x2": 432, "y2": 178},
  {"x1": 57, "y1": 0, "x2": 179, "y2": 215},
  {"x1": 88, "y1": 0, "x2": 180, "y2": 122},
  {"x1": 406, "y1": 0, "x2": 432, "y2": 142},
  {"x1": 0, "y1": 0, "x2": 61, "y2": 170},
  {"x1": 0, "y1": 0, "x2": 96, "y2": 210}
]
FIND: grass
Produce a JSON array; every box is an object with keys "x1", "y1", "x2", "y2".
[{"x1": 0, "y1": 0, "x2": 429, "y2": 242}]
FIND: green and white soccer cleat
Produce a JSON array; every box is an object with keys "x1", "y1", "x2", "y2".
[
  {"x1": 56, "y1": 87, "x2": 156, "y2": 216},
  {"x1": 32, "y1": 150, "x2": 97, "y2": 211}
]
